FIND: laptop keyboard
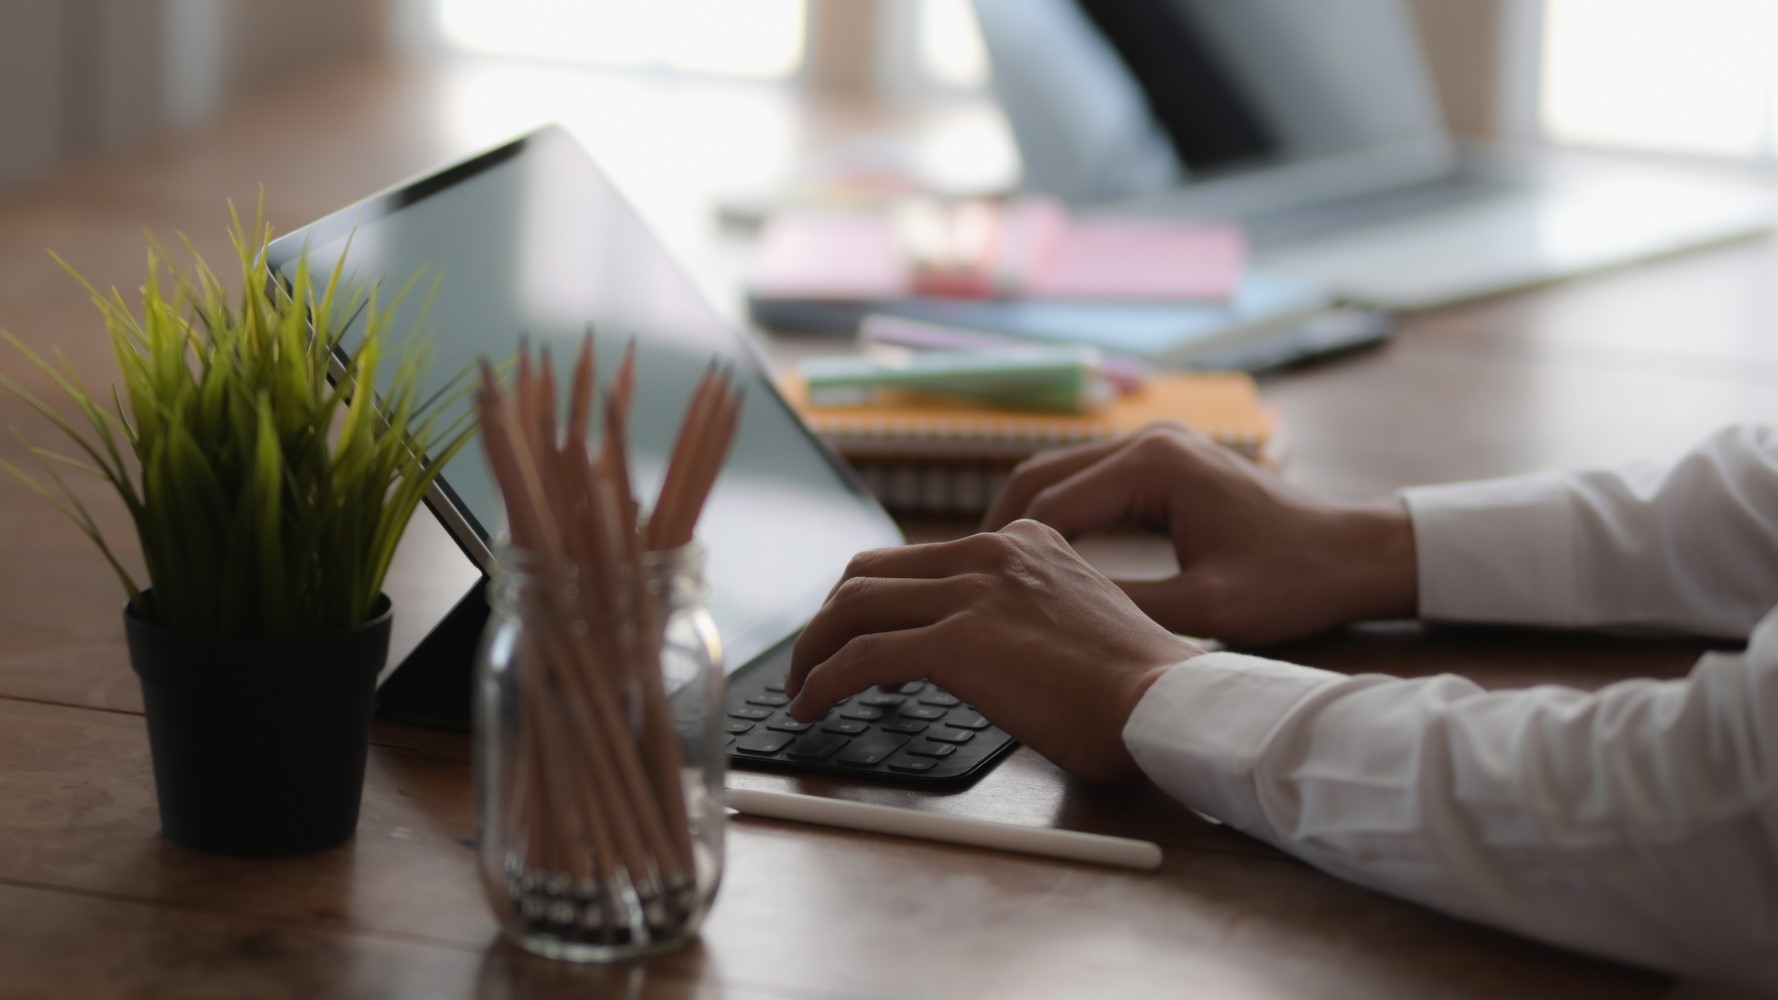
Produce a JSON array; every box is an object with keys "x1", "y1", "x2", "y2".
[{"x1": 723, "y1": 647, "x2": 1017, "y2": 783}]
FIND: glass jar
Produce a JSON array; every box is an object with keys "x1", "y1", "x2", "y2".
[{"x1": 475, "y1": 542, "x2": 726, "y2": 962}]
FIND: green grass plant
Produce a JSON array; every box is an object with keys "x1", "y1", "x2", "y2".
[{"x1": 0, "y1": 201, "x2": 478, "y2": 635}]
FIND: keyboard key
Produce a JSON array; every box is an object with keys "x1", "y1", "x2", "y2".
[
  {"x1": 880, "y1": 719, "x2": 929, "y2": 735},
  {"x1": 747, "y1": 692, "x2": 791, "y2": 708},
  {"x1": 944, "y1": 710, "x2": 990, "y2": 730},
  {"x1": 785, "y1": 732, "x2": 851, "y2": 760},
  {"x1": 729, "y1": 706, "x2": 772, "y2": 721},
  {"x1": 839, "y1": 705, "x2": 884, "y2": 721},
  {"x1": 899, "y1": 705, "x2": 945, "y2": 721},
  {"x1": 763, "y1": 676, "x2": 786, "y2": 692},
  {"x1": 905, "y1": 740, "x2": 957, "y2": 758},
  {"x1": 898, "y1": 681, "x2": 928, "y2": 695},
  {"x1": 734, "y1": 731, "x2": 795, "y2": 755},
  {"x1": 836, "y1": 734, "x2": 910, "y2": 766},
  {"x1": 860, "y1": 693, "x2": 906, "y2": 707},
  {"x1": 766, "y1": 717, "x2": 811, "y2": 733},
  {"x1": 925, "y1": 728, "x2": 975, "y2": 744},
  {"x1": 822, "y1": 719, "x2": 869, "y2": 735},
  {"x1": 888, "y1": 755, "x2": 937, "y2": 773},
  {"x1": 725, "y1": 720, "x2": 756, "y2": 735},
  {"x1": 919, "y1": 692, "x2": 962, "y2": 708}
]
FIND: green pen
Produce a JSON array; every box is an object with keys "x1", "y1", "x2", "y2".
[{"x1": 798, "y1": 346, "x2": 1113, "y2": 414}]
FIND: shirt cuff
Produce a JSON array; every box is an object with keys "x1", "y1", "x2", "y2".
[
  {"x1": 1122, "y1": 651, "x2": 1345, "y2": 838},
  {"x1": 1402, "y1": 473, "x2": 1580, "y2": 627}
]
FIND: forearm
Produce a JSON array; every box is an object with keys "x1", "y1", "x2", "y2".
[
  {"x1": 1404, "y1": 425, "x2": 1778, "y2": 637},
  {"x1": 1123, "y1": 643, "x2": 1778, "y2": 989}
]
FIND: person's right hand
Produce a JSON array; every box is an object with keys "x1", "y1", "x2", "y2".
[{"x1": 981, "y1": 421, "x2": 1419, "y2": 646}]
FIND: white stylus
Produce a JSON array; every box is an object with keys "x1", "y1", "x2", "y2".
[{"x1": 725, "y1": 787, "x2": 1164, "y2": 871}]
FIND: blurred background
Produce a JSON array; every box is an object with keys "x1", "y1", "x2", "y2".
[
  {"x1": 5, "y1": 0, "x2": 1778, "y2": 312},
  {"x1": 1, "y1": 0, "x2": 1020, "y2": 302},
  {"x1": 10, "y1": 1, "x2": 1778, "y2": 187}
]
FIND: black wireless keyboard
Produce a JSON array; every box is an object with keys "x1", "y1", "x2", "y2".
[{"x1": 723, "y1": 636, "x2": 1017, "y2": 783}]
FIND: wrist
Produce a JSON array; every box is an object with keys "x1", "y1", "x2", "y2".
[
  {"x1": 1107, "y1": 653, "x2": 1191, "y2": 782},
  {"x1": 1115, "y1": 635, "x2": 1199, "y2": 735},
  {"x1": 1334, "y1": 498, "x2": 1418, "y2": 622}
]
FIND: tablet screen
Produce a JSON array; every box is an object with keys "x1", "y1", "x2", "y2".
[{"x1": 269, "y1": 127, "x2": 902, "y2": 675}]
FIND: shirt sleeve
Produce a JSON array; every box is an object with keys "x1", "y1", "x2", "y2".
[
  {"x1": 1123, "y1": 620, "x2": 1778, "y2": 990},
  {"x1": 1123, "y1": 424, "x2": 1778, "y2": 989},
  {"x1": 1402, "y1": 424, "x2": 1778, "y2": 639}
]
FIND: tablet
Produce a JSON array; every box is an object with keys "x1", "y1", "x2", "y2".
[{"x1": 265, "y1": 126, "x2": 903, "y2": 721}]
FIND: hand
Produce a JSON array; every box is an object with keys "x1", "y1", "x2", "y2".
[
  {"x1": 785, "y1": 520, "x2": 1203, "y2": 782},
  {"x1": 981, "y1": 422, "x2": 1417, "y2": 646}
]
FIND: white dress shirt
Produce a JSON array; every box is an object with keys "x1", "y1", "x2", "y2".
[{"x1": 1123, "y1": 425, "x2": 1778, "y2": 991}]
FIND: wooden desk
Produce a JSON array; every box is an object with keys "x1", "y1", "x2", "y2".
[{"x1": 4, "y1": 58, "x2": 1775, "y2": 999}]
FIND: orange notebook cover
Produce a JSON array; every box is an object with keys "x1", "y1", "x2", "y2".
[{"x1": 778, "y1": 371, "x2": 1272, "y2": 464}]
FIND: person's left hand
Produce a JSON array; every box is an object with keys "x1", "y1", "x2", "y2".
[{"x1": 784, "y1": 520, "x2": 1204, "y2": 782}]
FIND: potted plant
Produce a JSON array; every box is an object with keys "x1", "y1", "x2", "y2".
[{"x1": 0, "y1": 203, "x2": 477, "y2": 855}]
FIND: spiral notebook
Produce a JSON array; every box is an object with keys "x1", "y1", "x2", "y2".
[{"x1": 779, "y1": 371, "x2": 1273, "y2": 514}]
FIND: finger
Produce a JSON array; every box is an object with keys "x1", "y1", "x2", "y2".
[
  {"x1": 821, "y1": 532, "x2": 1011, "y2": 604},
  {"x1": 790, "y1": 575, "x2": 971, "y2": 699},
  {"x1": 789, "y1": 623, "x2": 949, "y2": 720},
  {"x1": 821, "y1": 542, "x2": 957, "y2": 603},
  {"x1": 980, "y1": 436, "x2": 1130, "y2": 531},
  {"x1": 1024, "y1": 424, "x2": 1214, "y2": 537},
  {"x1": 1020, "y1": 443, "x2": 1156, "y2": 538}
]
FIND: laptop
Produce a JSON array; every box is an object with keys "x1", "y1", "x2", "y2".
[
  {"x1": 265, "y1": 126, "x2": 1019, "y2": 783},
  {"x1": 972, "y1": 0, "x2": 1778, "y2": 311}
]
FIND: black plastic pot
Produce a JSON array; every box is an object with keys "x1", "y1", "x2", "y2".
[{"x1": 124, "y1": 594, "x2": 393, "y2": 856}]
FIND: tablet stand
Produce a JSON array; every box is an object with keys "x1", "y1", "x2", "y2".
[{"x1": 373, "y1": 577, "x2": 488, "y2": 730}]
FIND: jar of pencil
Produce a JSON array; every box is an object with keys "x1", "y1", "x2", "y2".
[
  {"x1": 476, "y1": 542, "x2": 725, "y2": 961},
  {"x1": 472, "y1": 336, "x2": 741, "y2": 962}
]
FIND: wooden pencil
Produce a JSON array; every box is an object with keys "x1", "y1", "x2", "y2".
[
  {"x1": 521, "y1": 364, "x2": 687, "y2": 888},
  {"x1": 496, "y1": 374, "x2": 677, "y2": 885},
  {"x1": 480, "y1": 369, "x2": 656, "y2": 884},
  {"x1": 603, "y1": 390, "x2": 695, "y2": 877},
  {"x1": 646, "y1": 363, "x2": 721, "y2": 550},
  {"x1": 475, "y1": 336, "x2": 744, "y2": 932}
]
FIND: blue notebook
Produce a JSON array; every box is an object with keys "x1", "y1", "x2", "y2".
[{"x1": 875, "y1": 270, "x2": 1332, "y2": 367}]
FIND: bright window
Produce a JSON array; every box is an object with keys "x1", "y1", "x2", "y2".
[
  {"x1": 918, "y1": 0, "x2": 989, "y2": 90},
  {"x1": 433, "y1": 0, "x2": 806, "y2": 78},
  {"x1": 1540, "y1": 0, "x2": 1778, "y2": 159}
]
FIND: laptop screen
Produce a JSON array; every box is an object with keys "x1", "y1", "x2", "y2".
[
  {"x1": 267, "y1": 127, "x2": 902, "y2": 675},
  {"x1": 973, "y1": 0, "x2": 1450, "y2": 206}
]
